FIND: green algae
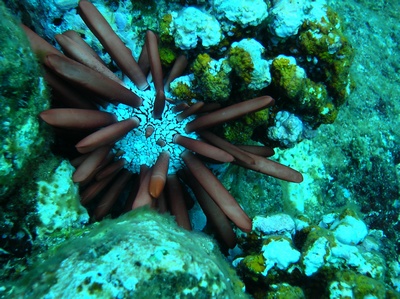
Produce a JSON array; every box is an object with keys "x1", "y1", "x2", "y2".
[
  {"x1": 0, "y1": 1, "x2": 51, "y2": 198},
  {"x1": 228, "y1": 46, "x2": 254, "y2": 86},
  {"x1": 191, "y1": 53, "x2": 232, "y2": 102},
  {"x1": 267, "y1": 283, "x2": 305, "y2": 299},
  {"x1": 298, "y1": 7, "x2": 355, "y2": 107}
]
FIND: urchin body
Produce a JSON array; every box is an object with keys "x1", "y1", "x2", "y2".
[
  {"x1": 23, "y1": 0, "x2": 303, "y2": 248},
  {"x1": 104, "y1": 81, "x2": 197, "y2": 175}
]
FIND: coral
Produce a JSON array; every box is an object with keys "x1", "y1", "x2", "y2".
[
  {"x1": 169, "y1": 74, "x2": 198, "y2": 102},
  {"x1": 7, "y1": 209, "x2": 249, "y2": 298},
  {"x1": 8, "y1": 0, "x2": 354, "y2": 149},
  {"x1": 212, "y1": 0, "x2": 269, "y2": 33},
  {"x1": 301, "y1": 225, "x2": 336, "y2": 276},
  {"x1": 329, "y1": 271, "x2": 387, "y2": 299},
  {"x1": 270, "y1": 55, "x2": 338, "y2": 127},
  {"x1": 228, "y1": 46, "x2": 254, "y2": 86},
  {"x1": 228, "y1": 38, "x2": 272, "y2": 91},
  {"x1": 331, "y1": 213, "x2": 368, "y2": 245},
  {"x1": 298, "y1": 7, "x2": 355, "y2": 106},
  {"x1": 267, "y1": 111, "x2": 305, "y2": 148},
  {"x1": 260, "y1": 236, "x2": 301, "y2": 275},
  {"x1": 233, "y1": 209, "x2": 400, "y2": 298},
  {"x1": 252, "y1": 214, "x2": 296, "y2": 238},
  {"x1": 268, "y1": 0, "x2": 327, "y2": 39},
  {"x1": 270, "y1": 55, "x2": 306, "y2": 99},
  {"x1": 263, "y1": 1, "x2": 354, "y2": 137},
  {"x1": 168, "y1": 6, "x2": 223, "y2": 50}
]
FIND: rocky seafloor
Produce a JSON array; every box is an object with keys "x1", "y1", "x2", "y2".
[{"x1": 0, "y1": 0, "x2": 399, "y2": 298}]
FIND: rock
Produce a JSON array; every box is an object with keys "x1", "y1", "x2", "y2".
[{"x1": 8, "y1": 209, "x2": 248, "y2": 299}]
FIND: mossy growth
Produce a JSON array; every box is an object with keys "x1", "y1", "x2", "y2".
[
  {"x1": 271, "y1": 56, "x2": 338, "y2": 127},
  {"x1": 228, "y1": 46, "x2": 254, "y2": 86},
  {"x1": 221, "y1": 107, "x2": 270, "y2": 143},
  {"x1": 267, "y1": 283, "x2": 305, "y2": 299},
  {"x1": 298, "y1": 7, "x2": 355, "y2": 107},
  {"x1": 339, "y1": 207, "x2": 358, "y2": 218},
  {"x1": 270, "y1": 57, "x2": 304, "y2": 99},
  {"x1": 297, "y1": 79, "x2": 338, "y2": 125},
  {"x1": 242, "y1": 254, "x2": 266, "y2": 275},
  {"x1": 159, "y1": 13, "x2": 174, "y2": 44},
  {"x1": 170, "y1": 81, "x2": 197, "y2": 102},
  {"x1": 191, "y1": 53, "x2": 232, "y2": 102},
  {"x1": 301, "y1": 225, "x2": 336, "y2": 253},
  {"x1": 0, "y1": 2, "x2": 51, "y2": 197},
  {"x1": 333, "y1": 270, "x2": 387, "y2": 299},
  {"x1": 159, "y1": 46, "x2": 177, "y2": 68}
]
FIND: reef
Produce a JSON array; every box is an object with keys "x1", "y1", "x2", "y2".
[{"x1": 233, "y1": 209, "x2": 400, "y2": 298}]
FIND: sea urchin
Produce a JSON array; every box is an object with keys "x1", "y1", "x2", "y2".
[{"x1": 22, "y1": 0, "x2": 303, "y2": 248}]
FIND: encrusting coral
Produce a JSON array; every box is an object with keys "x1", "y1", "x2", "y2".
[{"x1": 233, "y1": 209, "x2": 400, "y2": 298}]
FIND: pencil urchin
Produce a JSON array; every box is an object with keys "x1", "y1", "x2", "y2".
[{"x1": 23, "y1": 0, "x2": 303, "y2": 248}]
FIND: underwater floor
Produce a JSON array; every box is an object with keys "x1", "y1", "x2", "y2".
[
  {"x1": 290, "y1": 0, "x2": 400, "y2": 239},
  {"x1": 0, "y1": 0, "x2": 399, "y2": 298}
]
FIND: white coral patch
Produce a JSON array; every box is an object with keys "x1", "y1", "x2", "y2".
[
  {"x1": 36, "y1": 160, "x2": 88, "y2": 238},
  {"x1": 331, "y1": 215, "x2": 368, "y2": 245},
  {"x1": 267, "y1": 111, "x2": 304, "y2": 148},
  {"x1": 303, "y1": 236, "x2": 330, "y2": 276},
  {"x1": 231, "y1": 39, "x2": 272, "y2": 90},
  {"x1": 261, "y1": 238, "x2": 301, "y2": 275},
  {"x1": 253, "y1": 214, "x2": 296, "y2": 238},
  {"x1": 212, "y1": 0, "x2": 268, "y2": 32},
  {"x1": 269, "y1": 0, "x2": 328, "y2": 38},
  {"x1": 170, "y1": 7, "x2": 223, "y2": 50}
]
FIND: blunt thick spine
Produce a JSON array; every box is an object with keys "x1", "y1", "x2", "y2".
[
  {"x1": 78, "y1": 0, "x2": 148, "y2": 90},
  {"x1": 185, "y1": 96, "x2": 275, "y2": 133},
  {"x1": 181, "y1": 151, "x2": 252, "y2": 232}
]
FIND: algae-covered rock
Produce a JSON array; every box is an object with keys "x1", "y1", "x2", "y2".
[
  {"x1": 0, "y1": 154, "x2": 85, "y2": 271},
  {"x1": 228, "y1": 38, "x2": 271, "y2": 91},
  {"x1": 329, "y1": 271, "x2": 387, "y2": 299},
  {"x1": 267, "y1": 283, "x2": 305, "y2": 299},
  {"x1": 0, "y1": 1, "x2": 50, "y2": 198},
  {"x1": 192, "y1": 53, "x2": 232, "y2": 102},
  {"x1": 298, "y1": 7, "x2": 354, "y2": 106},
  {"x1": 35, "y1": 159, "x2": 89, "y2": 241},
  {"x1": 8, "y1": 209, "x2": 248, "y2": 299},
  {"x1": 233, "y1": 210, "x2": 399, "y2": 298},
  {"x1": 270, "y1": 55, "x2": 338, "y2": 128}
]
